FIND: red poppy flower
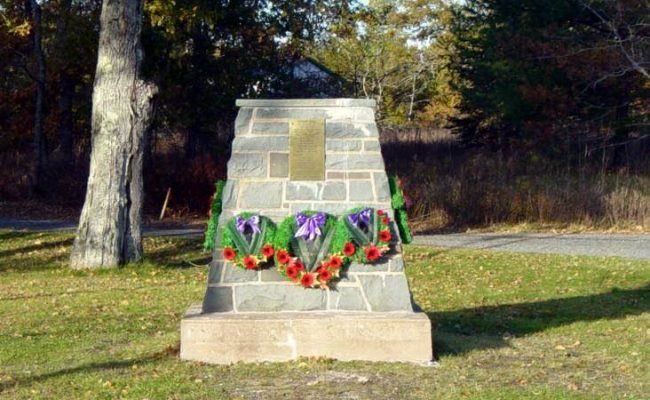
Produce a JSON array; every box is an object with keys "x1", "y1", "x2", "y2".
[
  {"x1": 319, "y1": 269, "x2": 332, "y2": 283},
  {"x1": 292, "y1": 260, "x2": 305, "y2": 271},
  {"x1": 343, "y1": 242, "x2": 356, "y2": 256},
  {"x1": 277, "y1": 249, "x2": 291, "y2": 265},
  {"x1": 329, "y1": 256, "x2": 342, "y2": 269},
  {"x1": 365, "y1": 246, "x2": 381, "y2": 262},
  {"x1": 377, "y1": 209, "x2": 384, "y2": 216},
  {"x1": 286, "y1": 265, "x2": 298, "y2": 279},
  {"x1": 301, "y1": 273, "x2": 315, "y2": 288},
  {"x1": 243, "y1": 255, "x2": 258, "y2": 269},
  {"x1": 379, "y1": 230, "x2": 392, "y2": 243},
  {"x1": 262, "y1": 244, "x2": 274, "y2": 258},
  {"x1": 223, "y1": 247, "x2": 236, "y2": 261},
  {"x1": 382, "y1": 216, "x2": 389, "y2": 225}
]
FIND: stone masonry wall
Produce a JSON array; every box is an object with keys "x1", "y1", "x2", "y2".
[{"x1": 202, "y1": 99, "x2": 414, "y2": 314}]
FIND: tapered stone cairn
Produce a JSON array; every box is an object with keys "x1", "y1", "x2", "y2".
[{"x1": 181, "y1": 99, "x2": 433, "y2": 364}]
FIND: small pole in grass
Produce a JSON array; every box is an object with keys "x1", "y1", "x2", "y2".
[{"x1": 160, "y1": 187, "x2": 171, "y2": 220}]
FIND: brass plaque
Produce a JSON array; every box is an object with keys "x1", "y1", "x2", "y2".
[{"x1": 289, "y1": 119, "x2": 325, "y2": 181}]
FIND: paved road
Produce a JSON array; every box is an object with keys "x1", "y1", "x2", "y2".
[
  {"x1": 2, "y1": 219, "x2": 649, "y2": 260},
  {"x1": 0, "y1": 219, "x2": 204, "y2": 238},
  {"x1": 411, "y1": 233, "x2": 650, "y2": 260}
]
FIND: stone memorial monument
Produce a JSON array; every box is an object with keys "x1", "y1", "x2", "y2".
[{"x1": 181, "y1": 99, "x2": 432, "y2": 364}]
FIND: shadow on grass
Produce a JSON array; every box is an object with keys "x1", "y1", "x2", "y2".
[
  {"x1": 429, "y1": 284, "x2": 650, "y2": 358},
  {"x1": 145, "y1": 238, "x2": 210, "y2": 269},
  {"x1": 0, "y1": 231, "x2": 41, "y2": 242},
  {"x1": 0, "y1": 347, "x2": 179, "y2": 393},
  {"x1": 0, "y1": 238, "x2": 73, "y2": 260}
]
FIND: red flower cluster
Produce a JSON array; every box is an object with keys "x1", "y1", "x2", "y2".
[
  {"x1": 276, "y1": 249, "x2": 291, "y2": 265},
  {"x1": 223, "y1": 247, "x2": 236, "y2": 261},
  {"x1": 343, "y1": 242, "x2": 356, "y2": 256},
  {"x1": 262, "y1": 244, "x2": 274, "y2": 258},
  {"x1": 311, "y1": 255, "x2": 342, "y2": 288},
  {"x1": 364, "y1": 245, "x2": 381, "y2": 262},
  {"x1": 222, "y1": 243, "x2": 275, "y2": 270},
  {"x1": 243, "y1": 255, "x2": 258, "y2": 269}
]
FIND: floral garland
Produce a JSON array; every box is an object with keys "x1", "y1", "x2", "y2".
[
  {"x1": 219, "y1": 209, "x2": 396, "y2": 289},
  {"x1": 340, "y1": 207, "x2": 393, "y2": 263},
  {"x1": 203, "y1": 180, "x2": 226, "y2": 251},
  {"x1": 272, "y1": 211, "x2": 347, "y2": 289},
  {"x1": 388, "y1": 175, "x2": 413, "y2": 244},
  {"x1": 220, "y1": 212, "x2": 276, "y2": 270}
]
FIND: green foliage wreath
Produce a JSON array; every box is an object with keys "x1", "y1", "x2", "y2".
[{"x1": 220, "y1": 212, "x2": 276, "y2": 270}]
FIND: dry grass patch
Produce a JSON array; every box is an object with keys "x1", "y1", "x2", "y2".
[{"x1": 0, "y1": 231, "x2": 648, "y2": 399}]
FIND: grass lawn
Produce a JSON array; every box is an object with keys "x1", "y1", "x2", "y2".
[{"x1": 0, "y1": 230, "x2": 648, "y2": 399}]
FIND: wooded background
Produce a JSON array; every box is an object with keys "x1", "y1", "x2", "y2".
[{"x1": 1, "y1": 0, "x2": 648, "y2": 230}]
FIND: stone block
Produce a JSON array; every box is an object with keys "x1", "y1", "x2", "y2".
[
  {"x1": 373, "y1": 172, "x2": 391, "y2": 202},
  {"x1": 270, "y1": 153, "x2": 289, "y2": 178},
  {"x1": 256, "y1": 108, "x2": 328, "y2": 119},
  {"x1": 220, "y1": 180, "x2": 239, "y2": 209},
  {"x1": 327, "y1": 171, "x2": 345, "y2": 180},
  {"x1": 201, "y1": 287, "x2": 233, "y2": 313},
  {"x1": 181, "y1": 307, "x2": 433, "y2": 364},
  {"x1": 326, "y1": 153, "x2": 385, "y2": 171},
  {"x1": 235, "y1": 108, "x2": 252, "y2": 135},
  {"x1": 207, "y1": 260, "x2": 224, "y2": 284},
  {"x1": 234, "y1": 284, "x2": 327, "y2": 311},
  {"x1": 289, "y1": 203, "x2": 314, "y2": 215},
  {"x1": 321, "y1": 181, "x2": 346, "y2": 201},
  {"x1": 286, "y1": 182, "x2": 319, "y2": 201},
  {"x1": 358, "y1": 275, "x2": 413, "y2": 312},
  {"x1": 328, "y1": 287, "x2": 368, "y2": 311},
  {"x1": 355, "y1": 108, "x2": 376, "y2": 121},
  {"x1": 348, "y1": 172, "x2": 371, "y2": 179},
  {"x1": 240, "y1": 182, "x2": 283, "y2": 208},
  {"x1": 232, "y1": 136, "x2": 288, "y2": 152},
  {"x1": 326, "y1": 139, "x2": 362, "y2": 152},
  {"x1": 390, "y1": 255, "x2": 405, "y2": 272},
  {"x1": 222, "y1": 263, "x2": 258, "y2": 283},
  {"x1": 228, "y1": 153, "x2": 266, "y2": 178},
  {"x1": 349, "y1": 180, "x2": 375, "y2": 201},
  {"x1": 326, "y1": 122, "x2": 378, "y2": 138},
  {"x1": 347, "y1": 260, "x2": 390, "y2": 273},
  {"x1": 316, "y1": 202, "x2": 352, "y2": 215},
  {"x1": 251, "y1": 121, "x2": 289, "y2": 135},
  {"x1": 261, "y1": 267, "x2": 286, "y2": 282},
  {"x1": 236, "y1": 99, "x2": 376, "y2": 108},
  {"x1": 363, "y1": 140, "x2": 381, "y2": 152}
]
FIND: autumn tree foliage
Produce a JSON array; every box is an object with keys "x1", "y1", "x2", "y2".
[{"x1": 447, "y1": 0, "x2": 649, "y2": 155}]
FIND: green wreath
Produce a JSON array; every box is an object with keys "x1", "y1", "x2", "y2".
[
  {"x1": 272, "y1": 211, "x2": 346, "y2": 289},
  {"x1": 203, "y1": 180, "x2": 226, "y2": 251},
  {"x1": 339, "y1": 207, "x2": 393, "y2": 263},
  {"x1": 221, "y1": 212, "x2": 276, "y2": 270},
  {"x1": 389, "y1": 175, "x2": 413, "y2": 244}
]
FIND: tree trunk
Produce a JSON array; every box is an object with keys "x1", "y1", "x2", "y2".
[
  {"x1": 70, "y1": 0, "x2": 156, "y2": 269},
  {"x1": 30, "y1": 0, "x2": 47, "y2": 193}
]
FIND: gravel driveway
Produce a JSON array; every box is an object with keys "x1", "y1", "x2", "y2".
[
  {"x1": 412, "y1": 233, "x2": 650, "y2": 260},
  {"x1": 2, "y1": 218, "x2": 648, "y2": 260}
]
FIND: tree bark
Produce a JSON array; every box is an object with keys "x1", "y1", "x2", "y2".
[
  {"x1": 70, "y1": 0, "x2": 156, "y2": 268},
  {"x1": 30, "y1": 0, "x2": 47, "y2": 193}
]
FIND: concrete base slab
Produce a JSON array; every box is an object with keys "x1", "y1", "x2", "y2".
[{"x1": 180, "y1": 305, "x2": 433, "y2": 364}]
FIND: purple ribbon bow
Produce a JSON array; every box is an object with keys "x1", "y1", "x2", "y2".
[
  {"x1": 236, "y1": 215, "x2": 261, "y2": 234},
  {"x1": 294, "y1": 212, "x2": 326, "y2": 241},
  {"x1": 347, "y1": 208, "x2": 372, "y2": 230}
]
